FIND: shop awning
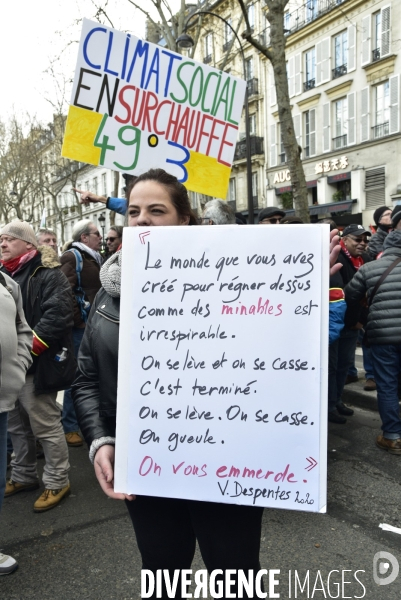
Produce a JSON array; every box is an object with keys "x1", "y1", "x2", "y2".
[{"x1": 284, "y1": 199, "x2": 355, "y2": 216}]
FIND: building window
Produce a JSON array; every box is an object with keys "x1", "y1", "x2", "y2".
[
  {"x1": 93, "y1": 177, "x2": 98, "y2": 195},
  {"x1": 252, "y1": 172, "x2": 258, "y2": 207},
  {"x1": 373, "y1": 12, "x2": 381, "y2": 61},
  {"x1": 334, "y1": 98, "x2": 348, "y2": 149},
  {"x1": 204, "y1": 33, "x2": 212, "y2": 63},
  {"x1": 304, "y1": 111, "x2": 311, "y2": 158},
  {"x1": 374, "y1": 81, "x2": 389, "y2": 138},
  {"x1": 365, "y1": 166, "x2": 385, "y2": 208},
  {"x1": 223, "y1": 19, "x2": 232, "y2": 51},
  {"x1": 245, "y1": 57, "x2": 253, "y2": 82},
  {"x1": 306, "y1": 0, "x2": 318, "y2": 23},
  {"x1": 102, "y1": 173, "x2": 107, "y2": 196},
  {"x1": 248, "y1": 114, "x2": 256, "y2": 135},
  {"x1": 284, "y1": 12, "x2": 291, "y2": 33},
  {"x1": 229, "y1": 178, "x2": 236, "y2": 209},
  {"x1": 248, "y1": 4, "x2": 255, "y2": 32},
  {"x1": 333, "y1": 31, "x2": 347, "y2": 78},
  {"x1": 279, "y1": 126, "x2": 286, "y2": 164},
  {"x1": 304, "y1": 48, "x2": 316, "y2": 91}
]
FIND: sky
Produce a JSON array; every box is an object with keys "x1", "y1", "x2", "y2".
[{"x1": 1, "y1": 0, "x2": 182, "y2": 124}]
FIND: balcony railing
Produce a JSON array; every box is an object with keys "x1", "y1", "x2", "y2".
[
  {"x1": 372, "y1": 122, "x2": 389, "y2": 138},
  {"x1": 372, "y1": 48, "x2": 381, "y2": 62},
  {"x1": 264, "y1": 0, "x2": 347, "y2": 37},
  {"x1": 247, "y1": 78, "x2": 259, "y2": 96},
  {"x1": 304, "y1": 78, "x2": 316, "y2": 91},
  {"x1": 203, "y1": 54, "x2": 212, "y2": 64},
  {"x1": 234, "y1": 136, "x2": 264, "y2": 161},
  {"x1": 333, "y1": 134, "x2": 347, "y2": 149},
  {"x1": 279, "y1": 152, "x2": 287, "y2": 165},
  {"x1": 332, "y1": 64, "x2": 347, "y2": 79}
]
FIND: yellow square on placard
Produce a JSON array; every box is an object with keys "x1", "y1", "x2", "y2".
[
  {"x1": 186, "y1": 151, "x2": 231, "y2": 198},
  {"x1": 62, "y1": 106, "x2": 103, "y2": 165}
]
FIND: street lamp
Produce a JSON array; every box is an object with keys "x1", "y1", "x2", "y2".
[
  {"x1": 176, "y1": 11, "x2": 255, "y2": 224},
  {"x1": 98, "y1": 212, "x2": 106, "y2": 254}
]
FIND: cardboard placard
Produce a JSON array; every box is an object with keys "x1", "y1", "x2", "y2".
[
  {"x1": 115, "y1": 225, "x2": 329, "y2": 512},
  {"x1": 62, "y1": 19, "x2": 247, "y2": 198}
]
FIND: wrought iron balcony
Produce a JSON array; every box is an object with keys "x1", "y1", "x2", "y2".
[
  {"x1": 372, "y1": 122, "x2": 389, "y2": 139},
  {"x1": 203, "y1": 54, "x2": 212, "y2": 64},
  {"x1": 265, "y1": 0, "x2": 348, "y2": 36},
  {"x1": 372, "y1": 48, "x2": 381, "y2": 62},
  {"x1": 332, "y1": 64, "x2": 347, "y2": 79},
  {"x1": 303, "y1": 78, "x2": 316, "y2": 92},
  {"x1": 247, "y1": 78, "x2": 259, "y2": 96},
  {"x1": 234, "y1": 136, "x2": 264, "y2": 161},
  {"x1": 333, "y1": 134, "x2": 347, "y2": 149}
]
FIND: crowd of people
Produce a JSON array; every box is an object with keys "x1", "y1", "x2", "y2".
[{"x1": 0, "y1": 171, "x2": 400, "y2": 594}]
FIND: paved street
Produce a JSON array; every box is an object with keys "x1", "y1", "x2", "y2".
[{"x1": 1, "y1": 398, "x2": 400, "y2": 599}]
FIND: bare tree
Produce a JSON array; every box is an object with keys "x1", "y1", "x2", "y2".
[{"x1": 238, "y1": 0, "x2": 309, "y2": 222}]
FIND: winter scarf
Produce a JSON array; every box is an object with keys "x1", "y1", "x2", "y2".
[
  {"x1": 72, "y1": 242, "x2": 103, "y2": 265},
  {"x1": 99, "y1": 248, "x2": 122, "y2": 298},
  {"x1": 340, "y1": 239, "x2": 364, "y2": 270},
  {"x1": 1, "y1": 249, "x2": 38, "y2": 276}
]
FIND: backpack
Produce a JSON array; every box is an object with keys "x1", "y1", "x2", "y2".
[{"x1": 65, "y1": 248, "x2": 91, "y2": 323}]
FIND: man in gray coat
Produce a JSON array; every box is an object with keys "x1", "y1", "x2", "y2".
[
  {"x1": 345, "y1": 206, "x2": 401, "y2": 454},
  {"x1": 0, "y1": 272, "x2": 32, "y2": 574}
]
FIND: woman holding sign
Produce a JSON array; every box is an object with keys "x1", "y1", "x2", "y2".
[{"x1": 72, "y1": 169, "x2": 341, "y2": 599}]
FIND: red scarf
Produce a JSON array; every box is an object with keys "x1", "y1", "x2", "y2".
[
  {"x1": 1, "y1": 250, "x2": 38, "y2": 275},
  {"x1": 340, "y1": 239, "x2": 364, "y2": 270}
]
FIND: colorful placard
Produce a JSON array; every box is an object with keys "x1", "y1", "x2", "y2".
[
  {"x1": 62, "y1": 19, "x2": 247, "y2": 198},
  {"x1": 115, "y1": 225, "x2": 329, "y2": 512}
]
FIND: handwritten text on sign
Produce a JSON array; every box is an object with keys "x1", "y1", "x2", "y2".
[
  {"x1": 61, "y1": 19, "x2": 246, "y2": 198},
  {"x1": 115, "y1": 226, "x2": 329, "y2": 512}
]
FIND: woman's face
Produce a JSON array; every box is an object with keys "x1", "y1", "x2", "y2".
[{"x1": 128, "y1": 181, "x2": 189, "y2": 227}]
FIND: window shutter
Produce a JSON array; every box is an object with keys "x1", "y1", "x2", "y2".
[
  {"x1": 321, "y1": 38, "x2": 331, "y2": 84},
  {"x1": 270, "y1": 123, "x2": 277, "y2": 167},
  {"x1": 365, "y1": 167, "x2": 385, "y2": 208},
  {"x1": 294, "y1": 53, "x2": 302, "y2": 96},
  {"x1": 288, "y1": 56, "x2": 295, "y2": 98},
  {"x1": 381, "y1": 6, "x2": 391, "y2": 57},
  {"x1": 270, "y1": 66, "x2": 276, "y2": 107},
  {"x1": 361, "y1": 87, "x2": 370, "y2": 142},
  {"x1": 309, "y1": 109, "x2": 316, "y2": 157},
  {"x1": 347, "y1": 92, "x2": 356, "y2": 145},
  {"x1": 293, "y1": 114, "x2": 301, "y2": 148},
  {"x1": 361, "y1": 15, "x2": 371, "y2": 66},
  {"x1": 389, "y1": 75, "x2": 399, "y2": 134},
  {"x1": 347, "y1": 25, "x2": 356, "y2": 72},
  {"x1": 323, "y1": 103, "x2": 330, "y2": 153},
  {"x1": 316, "y1": 41, "x2": 322, "y2": 86}
]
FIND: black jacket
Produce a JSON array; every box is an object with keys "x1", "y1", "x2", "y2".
[
  {"x1": 345, "y1": 231, "x2": 401, "y2": 345},
  {"x1": 0, "y1": 246, "x2": 74, "y2": 392},
  {"x1": 368, "y1": 228, "x2": 388, "y2": 259},
  {"x1": 72, "y1": 288, "x2": 119, "y2": 446},
  {"x1": 336, "y1": 249, "x2": 370, "y2": 328}
]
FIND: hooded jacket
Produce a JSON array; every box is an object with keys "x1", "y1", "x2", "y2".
[
  {"x1": 344, "y1": 230, "x2": 401, "y2": 345},
  {"x1": 0, "y1": 273, "x2": 32, "y2": 413}
]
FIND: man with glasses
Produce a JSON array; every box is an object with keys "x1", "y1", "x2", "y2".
[
  {"x1": 60, "y1": 220, "x2": 103, "y2": 447},
  {"x1": 368, "y1": 206, "x2": 393, "y2": 259},
  {"x1": 258, "y1": 207, "x2": 286, "y2": 225},
  {"x1": 328, "y1": 224, "x2": 371, "y2": 424},
  {"x1": 105, "y1": 226, "x2": 123, "y2": 255}
]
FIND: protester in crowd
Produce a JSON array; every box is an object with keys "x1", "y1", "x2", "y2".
[
  {"x1": 0, "y1": 271, "x2": 32, "y2": 574},
  {"x1": 0, "y1": 221, "x2": 73, "y2": 512},
  {"x1": 36, "y1": 228, "x2": 58, "y2": 255},
  {"x1": 200, "y1": 199, "x2": 236, "y2": 225},
  {"x1": 258, "y1": 207, "x2": 286, "y2": 224},
  {"x1": 105, "y1": 226, "x2": 123, "y2": 255},
  {"x1": 368, "y1": 206, "x2": 393, "y2": 259},
  {"x1": 280, "y1": 216, "x2": 304, "y2": 224},
  {"x1": 60, "y1": 220, "x2": 103, "y2": 447},
  {"x1": 345, "y1": 207, "x2": 401, "y2": 454},
  {"x1": 72, "y1": 168, "x2": 342, "y2": 598},
  {"x1": 328, "y1": 224, "x2": 371, "y2": 424}
]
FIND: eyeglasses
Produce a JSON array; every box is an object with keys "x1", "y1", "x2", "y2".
[
  {"x1": 347, "y1": 235, "x2": 369, "y2": 244},
  {"x1": 260, "y1": 217, "x2": 282, "y2": 224},
  {"x1": 105, "y1": 236, "x2": 117, "y2": 242}
]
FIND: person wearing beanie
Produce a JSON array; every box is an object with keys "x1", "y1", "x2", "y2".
[
  {"x1": 0, "y1": 221, "x2": 74, "y2": 512},
  {"x1": 258, "y1": 207, "x2": 286, "y2": 224},
  {"x1": 368, "y1": 206, "x2": 392, "y2": 259},
  {"x1": 391, "y1": 205, "x2": 401, "y2": 229}
]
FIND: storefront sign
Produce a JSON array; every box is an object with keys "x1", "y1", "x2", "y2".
[
  {"x1": 315, "y1": 156, "x2": 348, "y2": 175},
  {"x1": 327, "y1": 172, "x2": 351, "y2": 184},
  {"x1": 273, "y1": 170, "x2": 291, "y2": 184}
]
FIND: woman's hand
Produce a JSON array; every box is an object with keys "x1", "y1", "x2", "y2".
[
  {"x1": 329, "y1": 229, "x2": 342, "y2": 276},
  {"x1": 94, "y1": 444, "x2": 135, "y2": 501}
]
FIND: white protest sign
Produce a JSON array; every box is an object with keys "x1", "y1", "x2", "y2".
[
  {"x1": 115, "y1": 226, "x2": 329, "y2": 512},
  {"x1": 61, "y1": 19, "x2": 246, "y2": 199}
]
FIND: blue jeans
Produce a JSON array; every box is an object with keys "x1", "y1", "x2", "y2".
[
  {"x1": 62, "y1": 327, "x2": 85, "y2": 434},
  {"x1": 371, "y1": 344, "x2": 401, "y2": 439},
  {"x1": 328, "y1": 329, "x2": 359, "y2": 412},
  {"x1": 0, "y1": 412, "x2": 8, "y2": 514},
  {"x1": 362, "y1": 344, "x2": 374, "y2": 380}
]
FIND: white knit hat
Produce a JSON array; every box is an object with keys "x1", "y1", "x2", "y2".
[{"x1": 0, "y1": 221, "x2": 38, "y2": 247}]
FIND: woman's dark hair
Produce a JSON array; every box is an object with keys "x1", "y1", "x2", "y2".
[{"x1": 130, "y1": 169, "x2": 198, "y2": 225}]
